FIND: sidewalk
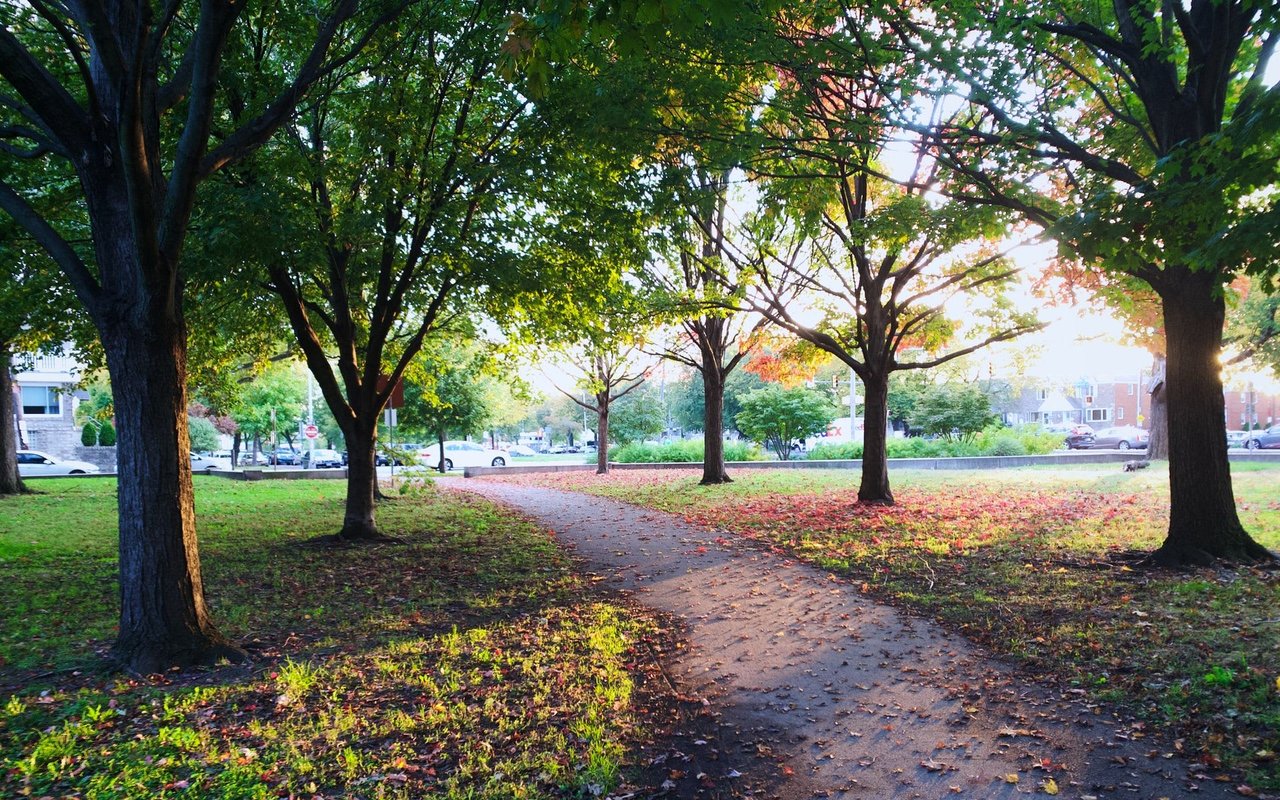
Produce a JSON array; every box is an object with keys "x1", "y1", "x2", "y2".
[{"x1": 459, "y1": 480, "x2": 1247, "y2": 800}]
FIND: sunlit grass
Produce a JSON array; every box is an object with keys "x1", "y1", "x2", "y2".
[{"x1": 0, "y1": 478, "x2": 655, "y2": 798}]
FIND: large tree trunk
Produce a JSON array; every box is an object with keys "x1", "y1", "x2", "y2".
[
  {"x1": 596, "y1": 401, "x2": 609, "y2": 475},
  {"x1": 0, "y1": 346, "x2": 27, "y2": 495},
  {"x1": 1146, "y1": 355, "x2": 1168, "y2": 460},
  {"x1": 1150, "y1": 274, "x2": 1271, "y2": 565},
  {"x1": 339, "y1": 418, "x2": 382, "y2": 540},
  {"x1": 858, "y1": 373, "x2": 893, "y2": 505},
  {"x1": 104, "y1": 319, "x2": 242, "y2": 673},
  {"x1": 700, "y1": 367, "x2": 731, "y2": 485}
]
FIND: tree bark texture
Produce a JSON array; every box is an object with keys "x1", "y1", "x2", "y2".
[
  {"x1": 1150, "y1": 273, "x2": 1271, "y2": 565},
  {"x1": 700, "y1": 366, "x2": 731, "y2": 485},
  {"x1": 858, "y1": 373, "x2": 894, "y2": 505},
  {"x1": 1146, "y1": 355, "x2": 1168, "y2": 460},
  {"x1": 104, "y1": 319, "x2": 241, "y2": 672},
  {"x1": 339, "y1": 419, "x2": 381, "y2": 540},
  {"x1": 0, "y1": 347, "x2": 27, "y2": 495},
  {"x1": 596, "y1": 400, "x2": 610, "y2": 475}
]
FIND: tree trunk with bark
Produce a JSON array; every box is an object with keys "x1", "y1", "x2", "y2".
[
  {"x1": 437, "y1": 429, "x2": 447, "y2": 473},
  {"x1": 1146, "y1": 355, "x2": 1168, "y2": 460},
  {"x1": 700, "y1": 366, "x2": 731, "y2": 485},
  {"x1": 339, "y1": 418, "x2": 382, "y2": 540},
  {"x1": 0, "y1": 347, "x2": 26, "y2": 495},
  {"x1": 103, "y1": 317, "x2": 242, "y2": 673},
  {"x1": 1149, "y1": 273, "x2": 1271, "y2": 565},
  {"x1": 858, "y1": 373, "x2": 893, "y2": 505},
  {"x1": 595, "y1": 397, "x2": 610, "y2": 475}
]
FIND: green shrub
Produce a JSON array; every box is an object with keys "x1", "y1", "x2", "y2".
[
  {"x1": 97, "y1": 422, "x2": 116, "y2": 447},
  {"x1": 611, "y1": 439, "x2": 766, "y2": 463},
  {"x1": 80, "y1": 424, "x2": 98, "y2": 447},
  {"x1": 806, "y1": 425, "x2": 1061, "y2": 460},
  {"x1": 807, "y1": 441, "x2": 863, "y2": 460}
]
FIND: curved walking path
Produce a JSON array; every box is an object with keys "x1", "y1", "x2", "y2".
[{"x1": 460, "y1": 481, "x2": 1244, "y2": 800}]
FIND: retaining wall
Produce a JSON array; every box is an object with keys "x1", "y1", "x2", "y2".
[{"x1": 464, "y1": 450, "x2": 1280, "y2": 478}]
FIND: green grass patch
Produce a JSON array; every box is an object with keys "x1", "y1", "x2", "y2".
[
  {"x1": 1, "y1": 478, "x2": 659, "y2": 798},
  {"x1": 493, "y1": 465, "x2": 1280, "y2": 788}
]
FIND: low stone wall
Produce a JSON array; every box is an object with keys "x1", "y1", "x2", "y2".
[
  {"x1": 214, "y1": 468, "x2": 348, "y2": 481},
  {"x1": 71, "y1": 445, "x2": 117, "y2": 472},
  {"x1": 464, "y1": 450, "x2": 1280, "y2": 478}
]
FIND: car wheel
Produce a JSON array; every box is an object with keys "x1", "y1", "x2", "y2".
[
  {"x1": 1247, "y1": 438, "x2": 1261, "y2": 450},
  {"x1": 444, "y1": 459, "x2": 454, "y2": 471},
  {"x1": 1118, "y1": 441, "x2": 1131, "y2": 450},
  {"x1": 491, "y1": 457, "x2": 506, "y2": 467},
  {"x1": 70, "y1": 469, "x2": 85, "y2": 474}
]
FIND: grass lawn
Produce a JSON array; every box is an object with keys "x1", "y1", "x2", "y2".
[
  {"x1": 491, "y1": 464, "x2": 1280, "y2": 789},
  {"x1": 0, "y1": 477, "x2": 667, "y2": 799}
]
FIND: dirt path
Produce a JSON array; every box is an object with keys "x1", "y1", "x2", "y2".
[{"x1": 459, "y1": 481, "x2": 1243, "y2": 800}]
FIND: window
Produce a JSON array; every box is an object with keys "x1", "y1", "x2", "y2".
[
  {"x1": 1128, "y1": 383, "x2": 1134, "y2": 395},
  {"x1": 1037, "y1": 388, "x2": 1049, "y2": 400},
  {"x1": 1117, "y1": 407, "x2": 1125, "y2": 420},
  {"x1": 1087, "y1": 408, "x2": 1110, "y2": 422},
  {"x1": 20, "y1": 386, "x2": 60, "y2": 416}
]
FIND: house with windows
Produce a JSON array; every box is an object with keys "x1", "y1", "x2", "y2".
[
  {"x1": 12, "y1": 350, "x2": 86, "y2": 458},
  {"x1": 993, "y1": 376, "x2": 1148, "y2": 428}
]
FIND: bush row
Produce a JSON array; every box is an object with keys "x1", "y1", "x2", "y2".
[
  {"x1": 610, "y1": 439, "x2": 767, "y2": 463},
  {"x1": 806, "y1": 425, "x2": 1064, "y2": 460}
]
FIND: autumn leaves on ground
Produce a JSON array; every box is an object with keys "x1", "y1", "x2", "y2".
[{"x1": 2, "y1": 467, "x2": 1278, "y2": 798}]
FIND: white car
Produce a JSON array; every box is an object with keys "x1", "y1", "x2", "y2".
[
  {"x1": 417, "y1": 441, "x2": 510, "y2": 470},
  {"x1": 191, "y1": 453, "x2": 232, "y2": 473},
  {"x1": 16, "y1": 450, "x2": 101, "y2": 476}
]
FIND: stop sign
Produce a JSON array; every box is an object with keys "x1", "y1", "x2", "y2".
[{"x1": 303, "y1": 424, "x2": 319, "y2": 439}]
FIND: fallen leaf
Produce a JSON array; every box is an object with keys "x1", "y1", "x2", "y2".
[{"x1": 1042, "y1": 778, "x2": 1059, "y2": 795}]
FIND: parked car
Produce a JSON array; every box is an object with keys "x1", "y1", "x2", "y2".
[
  {"x1": 1243, "y1": 425, "x2": 1280, "y2": 450},
  {"x1": 1080, "y1": 425, "x2": 1149, "y2": 450},
  {"x1": 16, "y1": 450, "x2": 101, "y2": 476},
  {"x1": 1062, "y1": 424, "x2": 1096, "y2": 449},
  {"x1": 417, "y1": 441, "x2": 510, "y2": 470},
  {"x1": 1227, "y1": 430, "x2": 1248, "y2": 448},
  {"x1": 508, "y1": 445, "x2": 538, "y2": 457},
  {"x1": 191, "y1": 453, "x2": 232, "y2": 473},
  {"x1": 301, "y1": 448, "x2": 344, "y2": 468},
  {"x1": 271, "y1": 447, "x2": 298, "y2": 466}
]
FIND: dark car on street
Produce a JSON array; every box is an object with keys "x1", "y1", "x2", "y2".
[
  {"x1": 1243, "y1": 425, "x2": 1280, "y2": 450},
  {"x1": 1062, "y1": 424, "x2": 1096, "y2": 449}
]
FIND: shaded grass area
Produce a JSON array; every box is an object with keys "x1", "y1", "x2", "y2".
[
  {"x1": 0, "y1": 478, "x2": 663, "y2": 798},
  {"x1": 491, "y1": 465, "x2": 1280, "y2": 788}
]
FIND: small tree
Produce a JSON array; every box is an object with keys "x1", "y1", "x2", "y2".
[
  {"x1": 911, "y1": 384, "x2": 995, "y2": 438},
  {"x1": 187, "y1": 417, "x2": 221, "y2": 454},
  {"x1": 609, "y1": 386, "x2": 665, "y2": 447},
  {"x1": 735, "y1": 385, "x2": 836, "y2": 461}
]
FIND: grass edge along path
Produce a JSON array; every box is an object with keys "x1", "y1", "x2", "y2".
[
  {"x1": 0, "y1": 477, "x2": 691, "y2": 799},
  {"x1": 484, "y1": 465, "x2": 1280, "y2": 791}
]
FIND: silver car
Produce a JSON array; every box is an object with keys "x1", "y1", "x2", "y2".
[{"x1": 16, "y1": 450, "x2": 101, "y2": 476}]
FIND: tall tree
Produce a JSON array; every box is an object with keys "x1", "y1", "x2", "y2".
[
  {"x1": 913, "y1": 0, "x2": 1279, "y2": 563},
  {"x1": 0, "y1": 1, "x2": 393, "y2": 671},
  {"x1": 240, "y1": 0, "x2": 531, "y2": 539},
  {"x1": 556, "y1": 314, "x2": 651, "y2": 475},
  {"x1": 648, "y1": 171, "x2": 776, "y2": 484},
  {"x1": 745, "y1": 13, "x2": 1040, "y2": 504}
]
